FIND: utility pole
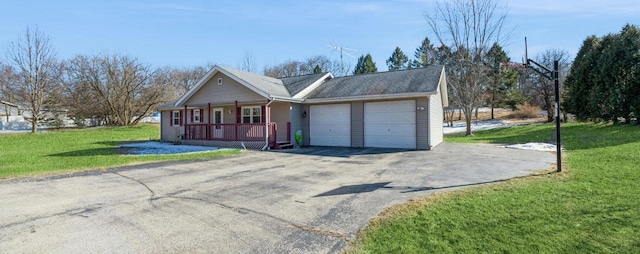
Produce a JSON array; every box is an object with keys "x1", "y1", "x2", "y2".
[{"x1": 525, "y1": 37, "x2": 562, "y2": 172}]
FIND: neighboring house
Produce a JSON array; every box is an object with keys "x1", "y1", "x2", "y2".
[
  {"x1": 0, "y1": 101, "x2": 24, "y2": 122},
  {"x1": 158, "y1": 65, "x2": 448, "y2": 150},
  {"x1": 0, "y1": 101, "x2": 21, "y2": 118}
]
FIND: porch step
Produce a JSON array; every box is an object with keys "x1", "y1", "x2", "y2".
[{"x1": 275, "y1": 141, "x2": 294, "y2": 150}]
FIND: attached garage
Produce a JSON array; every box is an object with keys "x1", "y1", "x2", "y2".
[
  {"x1": 309, "y1": 104, "x2": 351, "y2": 147},
  {"x1": 364, "y1": 100, "x2": 416, "y2": 149}
]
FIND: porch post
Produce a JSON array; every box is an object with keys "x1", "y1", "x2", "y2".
[
  {"x1": 184, "y1": 105, "x2": 188, "y2": 140},
  {"x1": 208, "y1": 103, "x2": 211, "y2": 140},
  {"x1": 235, "y1": 101, "x2": 238, "y2": 141}
]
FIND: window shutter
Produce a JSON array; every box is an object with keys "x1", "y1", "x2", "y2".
[
  {"x1": 170, "y1": 111, "x2": 173, "y2": 126},
  {"x1": 236, "y1": 107, "x2": 241, "y2": 123},
  {"x1": 261, "y1": 105, "x2": 266, "y2": 123},
  {"x1": 199, "y1": 109, "x2": 203, "y2": 122},
  {"x1": 190, "y1": 110, "x2": 194, "y2": 123},
  {"x1": 180, "y1": 111, "x2": 183, "y2": 126}
]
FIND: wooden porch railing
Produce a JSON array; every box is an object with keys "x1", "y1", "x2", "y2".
[{"x1": 184, "y1": 123, "x2": 278, "y2": 146}]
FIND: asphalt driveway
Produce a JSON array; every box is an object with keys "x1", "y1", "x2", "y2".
[{"x1": 0, "y1": 143, "x2": 555, "y2": 253}]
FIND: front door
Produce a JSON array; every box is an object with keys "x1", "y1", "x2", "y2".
[{"x1": 212, "y1": 108, "x2": 224, "y2": 139}]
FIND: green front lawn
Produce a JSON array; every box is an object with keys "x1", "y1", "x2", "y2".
[
  {"x1": 350, "y1": 123, "x2": 640, "y2": 253},
  {"x1": 0, "y1": 125, "x2": 239, "y2": 178}
]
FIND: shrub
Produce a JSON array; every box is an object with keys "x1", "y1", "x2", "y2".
[{"x1": 505, "y1": 103, "x2": 542, "y2": 119}]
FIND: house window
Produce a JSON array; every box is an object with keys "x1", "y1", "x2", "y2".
[
  {"x1": 172, "y1": 111, "x2": 180, "y2": 126},
  {"x1": 242, "y1": 106, "x2": 262, "y2": 123},
  {"x1": 193, "y1": 109, "x2": 201, "y2": 123}
]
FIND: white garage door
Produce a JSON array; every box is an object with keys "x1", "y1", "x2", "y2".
[
  {"x1": 310, "y1": 104, "x2": 351, "y2": 147},
  {"x1": 365, "y1": 100, "x2": 416, "y2": 149}
]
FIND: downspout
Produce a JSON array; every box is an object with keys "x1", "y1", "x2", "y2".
[{"x1": 261, "y1": 99, "x2": 274, "y2": 150}]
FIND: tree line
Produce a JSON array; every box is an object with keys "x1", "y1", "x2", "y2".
[
  {"x1": 0, "y1": 27, "x2": 216, "y2": 132},
  {"x1": 564, "y1": 24, "x2": 640, "y2": 123},
  {"x1": 5, "y1": 1, "x2": 628, "y2": 135}
]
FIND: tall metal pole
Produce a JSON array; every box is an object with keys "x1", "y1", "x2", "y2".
[{"x1": 554, "y1": 60, "x2": 562, "y2": 172}]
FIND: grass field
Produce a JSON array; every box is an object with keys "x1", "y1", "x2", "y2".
[
  {"x1": 0, "y1": 125, "x2": 239, "y2": 178},
  {"x1": 350, "y1": 122, "x2": 640, "y2": 253}
]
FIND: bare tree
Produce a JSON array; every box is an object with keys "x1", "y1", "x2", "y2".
[
  {"x1": 304, "y1": 55, "x2": 343, "y2": 75},
  {"x1": 426, "y1": 0, "x2": 508, "y2": 135},
  {"x1": 238, "y1": 50, "x2": 257, "y2": 73},
  {"x1": 264, "y1": 60, "x2": 306, "y2": 78},
  {"x1": 264, "y1": 55, "x2": 343, "y2": 78},
  {"x1": 66, "y1": 53, "x2": 171, "y2": 126},
  {"x1": 171, "y1": 66, "x2": 208, "y2": 96},
  {"x1": 5, "y1": 27, "x2": 61, "y2": 133},
  {"x1": 0, "y1": 63, "x2": 16, "y2": 122},
  {"x1": 523, "y1": 49, "x2": 571, "y2": 122}
]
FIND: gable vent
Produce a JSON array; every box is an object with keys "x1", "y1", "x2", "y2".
[{"x1": 217, "y1": 78, "x2": 223, "y2": 85}]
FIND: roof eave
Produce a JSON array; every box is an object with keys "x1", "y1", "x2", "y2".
[
  {"x1": 303, "y1": 92, "x2": 437, "y2": 104},
  {"x1": 292, "y1": 73, "x2": 334, "y2": 99},
  {"x1": 174, "y1": 66, "x2": 220, "y2": 107},
  {"x1": 218, "y1": 67, "x2": 273, "y2": 99},
  {"x1": 270, "y1": 96, "x2": 304, "y2": 103},
  {"x1": 174, "y1": 65, "x2": 274, "y2": 107}
]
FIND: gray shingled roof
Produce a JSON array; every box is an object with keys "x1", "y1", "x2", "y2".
[
  {"x1": 280, "y1": 72, "x2": 329, "y2": 96},
  {"x1": 305, "y1": 65, "x2": 443, "y2": 99},
  {"x1": 219, "y1": 66, "x2": 292, "y2": 98}
]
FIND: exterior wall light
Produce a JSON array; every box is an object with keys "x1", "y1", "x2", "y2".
[{"x1": 302, "y1": 110, "x2": 307, "y2": 118}]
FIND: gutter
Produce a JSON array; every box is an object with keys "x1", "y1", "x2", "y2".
[
  {"x1": 269, "y1": 96, "x2": 304, "y2": 103},
  {"x1": 303, "y1": 92, "x2": 436, "y2": 104}
]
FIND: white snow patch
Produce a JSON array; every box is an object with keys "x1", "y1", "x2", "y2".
[
  {"x1": 119, "y1": 141, "x2": 219, "y2": 155},
  {"x1": 500, "y1": 142, "x2": 558, "y2": 152},
  {"x1": 444, "y1": 120, "x2": 513, "y2": 134}
]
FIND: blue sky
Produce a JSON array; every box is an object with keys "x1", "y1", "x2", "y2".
[{"x1": 1, "y1": 0, "x2": 638, "y2": 72}]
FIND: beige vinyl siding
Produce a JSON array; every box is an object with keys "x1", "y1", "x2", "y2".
[
  {"x1": 201, "y1": 105, "x2": 236, "y2": 124},
  {"x1": 161, "y1": 110, "x2": 182, "y2": 142},
  {"x1": 185, "y1": 72, "x2": 265, "y2": 106},
  {"x1": 289, "y1": 103, "x2": 303, "y2": 146},
  {"x1": 222, "y1": 106, "x2": 236, "y2": 124},
  {"x1": 416, "y1": 97, "x2": 430, "y2": 150},
  {"x1": 269, "y1": 101, "x2": 291, "y2": 142},
  {"x1": 302, "y1": 104, "x2": 310, "y2": 146},
  {"x1": 351, "y1": 101, "x2": 364, "y2": 147},
  {"x1": 428, "y1": 89, "x2": 444, "y2": 148}
]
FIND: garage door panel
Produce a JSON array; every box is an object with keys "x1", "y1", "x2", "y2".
[
  {"x1": 365, "y1": 100, "x2": 416, "y2": 149},
  {"x1": 370, "y1": 101, "x2": 414, "y2": 112},
  {"x1": 367, "y1": 112, "x2": 416, "y2": 123},
  {"x1": 310, "y1": 104, "x2": 351, "y2": 147},
  {"x1": 365, "y1": 124, "x2": 415, "y2": 136}
]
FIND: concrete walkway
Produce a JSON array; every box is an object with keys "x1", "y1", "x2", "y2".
[{"x1": 0, "y1": 143, "x2": 555, "y2": 253}]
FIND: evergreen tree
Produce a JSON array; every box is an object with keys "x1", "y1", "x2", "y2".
[
  {"x1": 564, "y1": 24, "x2": 640, "y2": 123},
  {"x1": 412, "y1": 37, "x2": 435, "y2": 68},
  {"x1": 386, "y1": 47, "x2": 409, "y2": 70},
  {"x1": 501, "y1": 67, "x2": 526, "y2": 109},
  {"x1": 485, "y1": 43, "x2": 521, "y2": 118},
  {"x1": 353, "y1": 54, "x2": 377, "y2": 75},
  {"x1": 565, "y1": 36, "x2": 600, "y2": 121},
  {"x1": 313, "y1": 64, "x2": 322, "y2": 74}
]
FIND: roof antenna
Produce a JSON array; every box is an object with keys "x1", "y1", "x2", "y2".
[{"x1": 326, "y1": 39, "x2": 357, "y2": 75}]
